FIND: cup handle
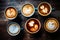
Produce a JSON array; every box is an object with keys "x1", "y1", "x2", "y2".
[
  {"x1": 20, "y1": 27, "x2": 24, "y2": 30},
  {"x1": 52, "y1": 8, "x2": 55, "y2": 11},
  {"x1": 35, "y1": 7, "x2": 38, "y2": 11}
]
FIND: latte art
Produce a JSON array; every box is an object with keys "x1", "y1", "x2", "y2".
[
  {"x1": 25, "y1": 18, "x2": 41, "y2": 34},
  {"x1": 21, "y1": 4, "x2": 35, "y2": 17},
  {"x1": 5, "y1": 7, "x2": 17, "y2": 20},
  {"x1": 47, "y1": 21, "x2": 56, "y2": 30},
  {"x1": 38, "y1": 2, "x2": 52, "y2": 16},
  {"x1": 9, "y1": 24, "x2": 19, "y2": 33},
  {"x1": 7, "y1": 22, "x2": 20, "y2": 36},
  {"x1": 44, "y1": 18, "x2": 59, "y2": 33}
]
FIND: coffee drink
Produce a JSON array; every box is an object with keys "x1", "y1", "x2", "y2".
[
  {"x1": 7, "y1": 22, "x2": 20, "y2": 36},
  {"x1": 25, "y1": 18, "x2": 41, "y2": 34},
  {"x1": 21, "y1": 3, "x2": 35, "y2": 17},
  {"x1": 38, "y1": 2, "x2": 52, "y2": 16},
  {"x1": 5, "y1": 7, "x2": 18, "y2": 20},
  {"x1": 44, "y1": 18, "x2": 59, "y2": 33}
]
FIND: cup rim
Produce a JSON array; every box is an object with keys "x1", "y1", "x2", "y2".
[
  {"x1": 21, "y1": 3, "x2": 35, "y2": 17},
  {"x1": 4, "y1": 6, "x2": 18, "y2": 20},
  {"x1": 38, "y1": 2, "x2": 52, "y2": 16},
  {"x1": 7, "y1": 22, "x2": 20, "y2": 36},
  {"x1": 25, "y1": 18, "x2": 41, "y2": 34},
  {"x1": 44, "y1": 18, "x2": 59, "y2": 33}
]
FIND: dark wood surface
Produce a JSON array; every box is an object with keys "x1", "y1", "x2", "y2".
[{"x1": 0, "y1": 0, "x2": 60, "y2": 40}]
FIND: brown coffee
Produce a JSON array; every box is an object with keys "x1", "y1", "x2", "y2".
[
  {"x1": 38, "y1": 2, "x2": 52, "y2": 16},
  {"x1": 5, "y1": 7, "x2": 18, "y2": 20},
  {"x1": 25, "y1": 18, "x2": 41, "y2": 34}
]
